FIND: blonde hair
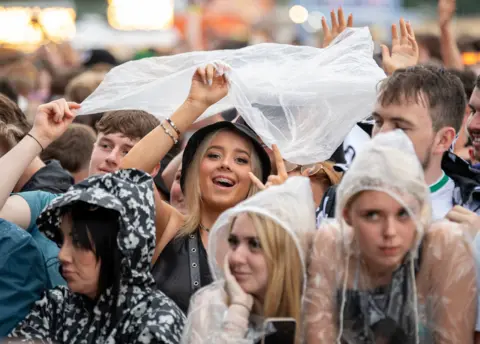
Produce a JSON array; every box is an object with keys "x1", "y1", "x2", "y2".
[
  {"x1": 180, "y1": 129, "x2": 263, "y2": 236},
  {"x1": 234, "y1": 213, "x2": 304, "y2": 342}
]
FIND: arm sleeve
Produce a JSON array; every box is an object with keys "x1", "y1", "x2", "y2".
[
  {"x1": 15, "y1": 192, "x2": 57, "y2": 232},
  {"x1": 425, "y1": 222, "x2": 477, "y2": 344},
  {"x1": 0, "y1": 220, "x2": 48, "y2": 337},
  {"x1": 181, "y1": 283, "x2": 255, "y2": 344},
  {"x1": 304, "y1": 223, "x2": 340, "y2": 344}
]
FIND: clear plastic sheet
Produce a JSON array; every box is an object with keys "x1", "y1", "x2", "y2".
[
  {"x1": 182, "y1": 177, "x2": 317, "y2": 344},
  {"x1": 305, "y1": 130, "x2": 478, "y2": 344},
  {"x1": 78, "y1": 28, "x2": 386, "y2": 164}
]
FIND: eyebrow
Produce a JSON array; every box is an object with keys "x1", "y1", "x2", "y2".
[
  {"x1": 372, "y1": 111, "x2": 414, "y2": 127},
  {"x1": 208, "y1": 145, "x2": 251, "y2": 157}
]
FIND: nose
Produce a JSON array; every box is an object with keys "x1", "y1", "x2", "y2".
[
  {"x1": 219, "y1": 155, "x2": 232, "y2": 171},
  {"x1": 229, "y1": 244, "x2": 248, "y2": 265},
  {"x1": 58, "y1": 242, "x2": 73, "y2": 265},
  {"x1": 383, "y1": 216, "x2": 397, "y2": 239},
  {"x1": 105, "y1": 148, "x2": 121, "y2": 167}
]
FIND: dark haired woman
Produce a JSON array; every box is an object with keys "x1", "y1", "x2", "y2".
[{"x1": 8, "y1": 169, "x2": 185, "y2": 344}]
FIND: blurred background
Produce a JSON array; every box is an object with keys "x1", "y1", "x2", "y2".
[{"x1": 0, "y1": 0, "x2": 479, "y2": 120}]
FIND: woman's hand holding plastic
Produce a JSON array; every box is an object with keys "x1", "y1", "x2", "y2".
[
  {"x1": 321, "y1": 8, "x2": 353, "y2": 48},
  {"x1": 186, "y1": 63, "x2": 229, "y2": 111},
  {"x1": 29, "y1": 98, "x2": 80, "y2": 149},
  {"x1": 381, "y1": 19, "x2": 419, "y2": 76},
  {"x1": 249, "y1": 144, "x2": 288, "y2": 190},
  {"x1": 224, "y1": 254, "x2": 254, "y2": 311}
]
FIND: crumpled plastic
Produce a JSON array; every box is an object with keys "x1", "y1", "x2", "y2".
[{"x1": 79, "y1": 27, "x2": 386, "y2": 164}]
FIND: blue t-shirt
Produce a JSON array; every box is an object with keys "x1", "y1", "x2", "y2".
[
  {"x1": 0, "y1": 219, "x2": 48, "y2": 337},
  {"x1": 16, "y1": 191, "x2": 65, "y2": 288}
]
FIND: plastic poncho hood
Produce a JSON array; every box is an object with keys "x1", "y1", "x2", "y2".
[
  {"x1": 182, "y1": 177, "x2": 317, "y2": 344},
  {"x1": 9, "y1": 169, "x2": 186, "y2": 344}
]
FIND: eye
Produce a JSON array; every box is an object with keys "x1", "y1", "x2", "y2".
[
  {"x1": 363, "y1": 211, "x2": 380, "y2": 221},
  {"x1": 397, "y1": 208, "x2": 410, "y2": 220},
  {"x1": 228, "y1": 235, "x2": 239, "y2": 248},
  {"x1": 175, "y1": 173, "x2": 181, "y2": 181},
  {"x1": 235, "y1": 157, "x2": 249, "y2": 165},
  {"x1": 207, "y1": 153, "x2": 221, "y2": 160},
  {"x1": 248, "y1": 238, "x2": 262, "y2": 251},
  {"x1": 100, "y1": 143, "x2": 112, "y2": 150},
  {"x1": 122, "y1": 149, "x2": 130, "y2": 156},
  {"x1": 373, "y1": 118, "x2": 383, "y2": 127}
]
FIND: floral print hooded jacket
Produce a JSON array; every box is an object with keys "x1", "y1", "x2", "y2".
[{"x1": 8, "y1": 169, "x2": 186, "y2": 344}]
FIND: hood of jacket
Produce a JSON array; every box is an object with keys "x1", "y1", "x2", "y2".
[{"x1": 37, "y1": 168, "x2": 156, "y2": 287}]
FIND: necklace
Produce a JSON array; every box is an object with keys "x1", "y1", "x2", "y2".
[{"x1": 200, "y1": 223, "x2": 210, "y2": 233}]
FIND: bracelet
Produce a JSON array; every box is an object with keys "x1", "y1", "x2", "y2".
[
  {"x1": 26, "y1": 133, "x2": 44, "y2": 152},
  {"x1": 160, "y1": 122, "x2": 179, "y2": 145},
  {"x1": 166, "y1": 118, "x2": 181, "y2": 136}
]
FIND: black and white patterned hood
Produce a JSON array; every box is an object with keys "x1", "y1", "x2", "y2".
[{"x1": 37, "y1": 168, "x2": 157, "y2": 287}]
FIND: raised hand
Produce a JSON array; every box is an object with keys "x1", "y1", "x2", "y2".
[
  {"x1": 321, "y1": 8, "x2": 353, "y2": 48},
  {"x1": 29, "y1": 99, "x2": 80, "y2": 149},
  {"x1": 381, "y1": 19, "x2": 419, "y2": 76},
  {"x1": 249, "y1": 144, "x2": 288, "y2": 190},
  {"x1": 186, "y1": 62, "x2": 229, "y2": 111},
  {"x1": 438, "y1": 0, "x2": 456, "y2": 28},
  {"x1": 224, "y1": 253, "x2": 253, "y2": 310}
]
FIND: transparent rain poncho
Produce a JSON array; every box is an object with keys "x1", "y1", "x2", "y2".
[
  {"x1": 78, "y1": 28, "x2": 386, "y2": 164},
  {"x1": 181, "y1": 177, "x2": 317, "y2": 344},
  {"x1": 305, "y1": 130, "x2": 478, "y2": 344}
]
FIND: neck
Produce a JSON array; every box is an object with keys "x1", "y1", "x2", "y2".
[
  {"x1": 423, "y1": 156, "x2": 443, "y2": 186},
  {"x1": 14, "y1": 157, "x2": 45, "y2": 192},
  {"x1": 362, "y1": 260, "x2": 396, "y2": 287},
  {"x1": 200, "y1": 207, "x2": 222, "y2": 230}
]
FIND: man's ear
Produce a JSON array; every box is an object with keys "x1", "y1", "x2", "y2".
[
  {"x1": 433, "y1": 127, "x2": 456, "y2": 155},
  {"x1": 150, "y1": 163, "x2": 161, "y2": 178}
]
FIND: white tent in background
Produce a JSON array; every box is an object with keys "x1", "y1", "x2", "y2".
[{"x1": 72, "y1": 14, "x2": 179, "y2": 51}]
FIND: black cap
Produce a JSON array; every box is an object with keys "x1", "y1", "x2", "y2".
[{"x1": 180, "y1": 121, "x2": 271, "y2": 192}]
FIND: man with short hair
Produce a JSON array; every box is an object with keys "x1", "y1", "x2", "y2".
[{"x1": 372, "y1": 65, "x2": 479, "y2": 220}]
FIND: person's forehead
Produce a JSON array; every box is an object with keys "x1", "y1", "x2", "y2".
[
  {"x1": 374, "y1": 99, "x2": 431, "y2": 124},
  {"x1": 97, "y1": 132, "x2": 139, "y2": 146}
]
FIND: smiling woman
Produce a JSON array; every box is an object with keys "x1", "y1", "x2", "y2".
[{"x1": 152, "y1": 121, "x2": 271, "y2": 313}]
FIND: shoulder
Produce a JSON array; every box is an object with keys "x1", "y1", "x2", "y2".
[
  {"x1": 15, "y1": 191, "x2": 58, "y2": 208},
  {"x1": 423, "y1": 220, "x2": 473, "y2": 262},
  {"x1": 132, "y1": 292, "x2": 186, "y2": 344},
  {"x1": 314, "y1": 220, "x2": 344, "y2": 248}
]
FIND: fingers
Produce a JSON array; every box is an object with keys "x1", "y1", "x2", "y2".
[
  {"x1": 399, "y1": 18, "x2": 408, "y2": 45},
  {"x1": 206, "y1": 64, "x2": 215, "y2": 86},
  {"x1": 196, "y1": 66, "x2": 207, "y2": 85},
  {"x1": 391, "y1": 23, "x2": 399, "y2": 47},
  {"x1": 381, "y1": 44, "x2": 390, "y2": 60},
  {"x1": 338, "y1": 7, "x2": 346, "y2": 29},
  {"x1": 321, "y1": 16, "x2": 329, "y2": 36},
  {"x1": 347, "y1": 13, "x2": 353, "y2": 28},
  {"x1": 272, "y1": 144, "x2": 286, "y2": 178},
  {"x1": 330, "y1": 10, "x2": 338, "y2": 33},
  {"x1": 451, "y1": 205, "x2": 474, "y2": 215},
  {"x1": 249, "y1": 172, "x2": 266, "y2": 190},
  {"x1": 446, "y1": 209, "x2": 471, "y2": 224}
]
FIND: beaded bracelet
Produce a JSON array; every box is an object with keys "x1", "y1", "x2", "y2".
[
  {"x1": 166, "y1": 118, "x2": 181, "y2": 136},
  {"x1": 160, "y1": 122, "x2": 179, "y2": 145}
]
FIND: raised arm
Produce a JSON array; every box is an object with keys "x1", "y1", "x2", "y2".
[
  {"x1": 120, "y1": 64, "x2": 229, "y2": 260},
  {"x1": 438, "y1": 0, "x2": 464, "y2": 70},
  {"x1": 0, "y1": 99, "x2": 79, "y2": 227}
]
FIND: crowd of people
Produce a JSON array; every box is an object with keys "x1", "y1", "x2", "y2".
[{"x1": 1, "y1": 2, "x2": 480, "y2": 344}]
